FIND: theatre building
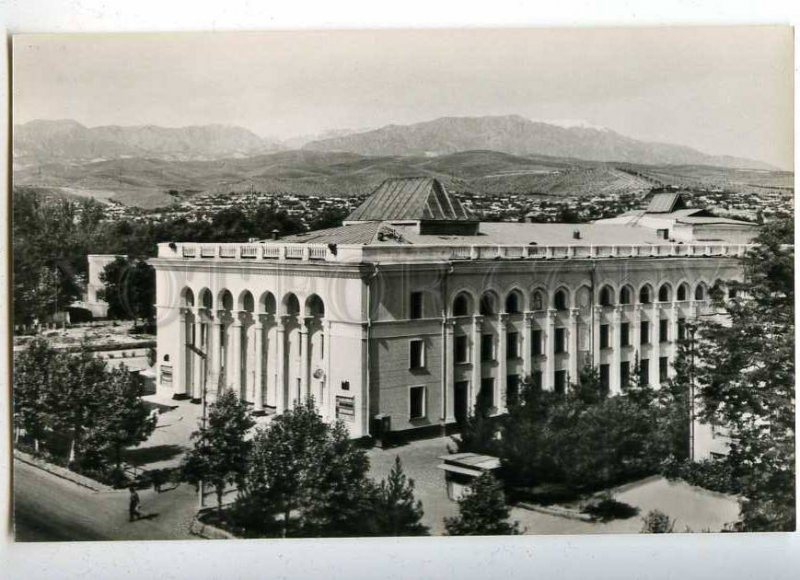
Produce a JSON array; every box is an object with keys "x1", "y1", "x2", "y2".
[{"x1": 152, "y1": 178, "x2": 757, "y2": 456}]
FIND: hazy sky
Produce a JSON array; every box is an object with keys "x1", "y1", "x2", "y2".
[{"x1": 13, "y1": 27, "x2": 794, "y2": 169}]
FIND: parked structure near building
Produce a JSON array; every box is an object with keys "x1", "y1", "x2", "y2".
[{"x1": 152, "y1": 177, "x2": 757, "y2": 457}]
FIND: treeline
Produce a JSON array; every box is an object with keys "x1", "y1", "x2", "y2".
[{"x1": 12, "y1": 187, "x2": 349, "y2": 325}]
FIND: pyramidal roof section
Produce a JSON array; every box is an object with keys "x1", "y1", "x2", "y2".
[{"x1": 346, "y1": 177, "x2": 475, "y2": 222}]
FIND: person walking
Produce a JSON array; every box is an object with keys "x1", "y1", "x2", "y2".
[{"x1": 128, "y1": 487, "x2": 142, "y2": 522}]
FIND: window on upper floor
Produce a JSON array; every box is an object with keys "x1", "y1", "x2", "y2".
[
  {"x1": 659, "y1": 319, "x2": 669, "y2": 342},
  {"x1": 505, "y1": 292, "x2": 522, "y2": 314},
  {"x1": 640, "y1": 321, "x2": 650, "y2": 344},
  {"x1": 410, "y1": 291, "x2": 423, "y2": 319},
  {"x1": 620, "y1": 322, "x2": 630, "y2": 347},
  {"x1": 481, "y1": 334, "x2": 495, "y2": 362},
  {"x1": 454, "y1": 335, "x2": 469, "y2": 364},
  {"x1": 599, "y1": 286, "x2": 614, "y2": 307},
  {"x1": 554, "y1": 328, "x2": 567, "y2": 354},
  {"x1": 507, "y1": 332, "x2": 520, "y2": 359},
  {"x1": 600, "y1": 324, "x2": 610, "y2": 349},
  {"x1": 554, "y1": 289, "x2": 569, "y2": 311},
  {"x1": 410, "y1": 339, "x2": 426, "y2": 370},
  {"x1": 532, "y1": 329, "x2": 543, "y2": 356}
]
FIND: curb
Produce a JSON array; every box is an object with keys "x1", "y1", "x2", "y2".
[
  {"x1": 189, "y1": 514, "x2": 238, "y2": 540},
  {"x1": 13, "y1": 449, "x2": 115, "y2": 492},
  {"x1": 516, "y1": 501, "x2": 594, "y2": 522}
]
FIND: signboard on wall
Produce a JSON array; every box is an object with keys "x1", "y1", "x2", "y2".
[
  {"x1": 336, "y1": 395, "x2": 355, "y2": 422},
  {"x1": 160, "y1": 365, "x2": 173, "y2": 385}
]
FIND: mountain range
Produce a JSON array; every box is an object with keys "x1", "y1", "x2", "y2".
[
  {"x1": 302, "y1": 115, "x2": 775, "y2": 170},
  {"x1": 14, "y1": 115, "x2": 777, "y2": 170}
]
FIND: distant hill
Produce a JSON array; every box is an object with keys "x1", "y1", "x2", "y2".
[
  {"x1": 13, "y1": 119, "x2": 282, "y2": 166},
  {"x1": 302, "y1": 115, "x2": 776, "y2": 171},
  {"x1": 13, "y1": 148, "x2": 792, "y2": 209}
]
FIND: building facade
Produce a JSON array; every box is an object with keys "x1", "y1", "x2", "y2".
[{"x1": 152, "y1": 178, "x2": 756, "y2": 457}]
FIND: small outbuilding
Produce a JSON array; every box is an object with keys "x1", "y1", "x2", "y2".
[{"x1": 437, "y1": 452, "x2": 501, "y2": 501}]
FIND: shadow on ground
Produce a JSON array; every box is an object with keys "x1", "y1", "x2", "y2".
[{"x1": 123, "y1": 444, "x2": 185, "y2": 465}]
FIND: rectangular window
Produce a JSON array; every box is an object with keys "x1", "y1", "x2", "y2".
[
  {"x1": 410, "y1": 292, "x2": 423, "y2": 320},
  {"x1": 409, "y1": 386, "x2": 426, "y2": 419},
  {"x1": 341, "y1": 380, "x2": 350, "y2": 391},
  {"x1": 620, "y1": 322, "x2": 630, "y2": 347},
  {"x1": 600, "y1": 364, "x2": 610, "y2": 392},
  {"x1": 659, "y1": 357, "x2": 669, "y2": 382},
  {"x1": 554, "y1": 370, "x2": 567, "y2": 394},
  {"x1": 677, "y1": 318, "x2": 687, "y2": 341},
  {"x1": 506, "y1": 332, "x2": 519, "y2": 359},
  {"x1": 410, "y1": 339, "x2": 425, "y2": 369},
  {"x1": 532, "y1": 370, "x2": 543, "y2": 390},
  {"x1": 640, "y1": 321, "x2": 650, "y2": 345},
  {"x1": 480, "y1": 377, "x2": 495, "y2": 409},
  {"x1": 600, "y1": 324, "x2": 610, "y2": 349},
  {"x1": 532, "y1": 329, "x2": 543, "y2": 356},
  {"x1": 481, "y1": 334, "x2": 495, "y2": 362},
  {"x1": 639, "y1": 359, "x2": 650, "y2": 386},
  {"x1": 454, "y1": 335, "x2": 469, "y2": 364},
  {"x1": 555, "y1": 328, "x2": 567, "y2": 354},
  {"x1": 507, "y1": 374, "x2": 521, "y2": 407},
  {"x1": 659, "y1": 319, "x2": 669, "y2": 343},
  {"x1": 620, "y1": 361, "x2": 631, "y2": 386}
]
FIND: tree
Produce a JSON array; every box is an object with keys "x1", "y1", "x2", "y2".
[
  {"x1": 238, "y1": 398, "x2": 376, "y2": 537},
  {"x1": 181, "y1": 390, "x2": 255, "y2": 511},
  {"x1": 97, "y1": 366, "x2": 157, "y2": 471},
  {"x1": 690, "y1": 220, "x2": 794, "y2": 531},
  {"x1": 450, "y1": 395, "x2": 497, "y2": 456},
  {"x1": 641, "y1": 509, "x2": 675, "y2": 533},
  {"x1": 444, "y1": 472, "x2": 520, "y2": 536},
  {"x1": 98, "y1": 257, "x2": 156, "y2": 323},
  {"x1": 372, "y1": 457, "x2": 428, "y2": 536},
  {"x1": 13, "y1": 337, "x2": 57, "y2": 452}
]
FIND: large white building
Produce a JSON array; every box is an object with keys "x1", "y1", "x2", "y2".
[{"x1": 152, "y1": 178, "x2": 757, "y2": 456}]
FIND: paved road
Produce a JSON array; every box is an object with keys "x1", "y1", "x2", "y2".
[{"x1": 13, "y1": 459, "x2": 199, "y2": 542}]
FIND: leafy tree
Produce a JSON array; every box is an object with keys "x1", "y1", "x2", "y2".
[
  {"x1": 690, "y1": 220, "x2": 794, "y2": 531},
  {"x1": 371, "y1": 457, "x2": 428, "y2": 536},
  {"x1": 98, "y1": 257, "x2": 156, "y2": 323},
  {"x1": 238, "y1": 398, "x2": 376, "y2": 537},
  {"x1": 96, "y1": 367, "x2": 157, "y2": 471},
  {"x1": 13, "y1": 337, "x2": 57, "y2": 452},
  {"x1": 450, "y1": 395, "x2": 497, "y2": 456},
  {"x1": 641, "y1": 509, "x2": 675, "y2": 533},
  {"x1": 444, "y1": 472, "x2": 520, "y2": 536},
  {"x1": 181, "y1": 390, "x2": 255, "y2": 511}
]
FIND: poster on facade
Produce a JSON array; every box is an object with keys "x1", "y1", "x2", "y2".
[{"x1": 8, "y1": 24, "x2": 795, "y2": 548}]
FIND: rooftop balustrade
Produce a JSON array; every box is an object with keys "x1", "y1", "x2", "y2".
[{"x1": 159, "y1": 241, "x2": 755, "y2": 264}]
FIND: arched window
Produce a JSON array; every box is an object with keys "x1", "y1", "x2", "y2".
[
  {"x1": 199, "y1": 288, "x2": 213, "y2": 310},
  {"x1": 181, "y1": 287, "x2": 195, "y2": 308},
  {"x1": 239, "y1": 290, "x2": 255, "y2": 313},
  {"x1": 532, "y1": 290, "x2": 545, "y2": 311},
  {"x1": 694, "y1": 284, "x2": 706, "y2": 301},
  {"x1": 260, "y1": 291, "x2": 277, "y2": 315},
  {"x1": 479, "y1": 293, "x2": 496, "y2": 316},
  {"x1": 554, "y1": 289, "x2": 569, "y2": 311},
  {"x1": 639, "y1": 285, "x2": 652, "y2": 304},
  {"x1": 619, "y1": 286, "x2": 633, "y2": 305},
  {"x1": 658, "y1": 284, "x2": 671, "y2": 302},
  {"x1": 505, "y1": 291, "x2": 522, "y2": 314},
  {"x1": 599, "y1": 285, "x2": 614, "y2": 307},
  {"x1": 219, "y1": 290, "x2": 233, "y2": 311},
  {"x1": 453, "y1": 293, "x2": 471, "y2": 317},
  {"x1": 283, "y1": 293, "x2": 300, "y2": 316},
  {"x1": 677, "y1": 283, "x2": 689, "y2": 301},
  {"x1": 305, "y1": 294, "x2": 325, "y2": 317}
]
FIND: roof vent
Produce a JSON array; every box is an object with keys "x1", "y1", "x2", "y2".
[
  {"x1": 271, "y1": 229, "x2": 280, "y2": 240},
  {"x1": 573, "y1": 230, "x2": 581, "y2": 240}
]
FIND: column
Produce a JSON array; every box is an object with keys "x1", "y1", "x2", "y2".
[
  {"x1": 568, "y1": 308, "x2": 580, "y2": 384},
  {"x1": 300, "y1": 317, "x2": 311, "y2": 403},
  {"x1": 545, "y1": 309, "x2": 556, "y2": 390},
  {"x1": 444, "y1": 319, "x2": 456, "y2": 422},
  {"x1": 669, "y1": 302, "x2": 679, "y2": 378},
  {"x1": 633, "y1": 304, "x2": 642, "y2": 361},
  {"x1": 650, "y1": 303, "x2": 660, "y2": 387},
  {"x1": 231, "y1": 313, "x2": 243, "y2": 399},
  {"x1": 275, "y1": 316, "x2": 287, "y2": 412},
  {"x1": 175, "y1": 308, "x2": 188, "y2": 398},
  {"x1": 323, "y1": 319, "x2": 332, "y2": 420},
  {"x1": 209, "y1": 313, "x2": 224, "y2": 399},
  {"x1": 591, "y1": 307, "x2": 601, "y2": 369},
  {"x1": 471, "y1": 315, "x2": 483, "y2": 411},
  {"x1": 522, "y1": 312, "x2": 534, "y2": 378},
  {"x1": 192, "y1": 313, "x2": 203, "y2": 401},
  {"x1": 497, "y1": 313, "x2": 508, "y2": 413},
  {"x1": 611, "y1": 305, "x2": 622, "y2": 393},
  {"x1": 252, "y1": 315, "x2": 264, "y2": 413}
]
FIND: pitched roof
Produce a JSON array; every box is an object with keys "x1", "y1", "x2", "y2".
[
  {"x1": 646, "y1": 192, "x2": 689, "y2": 213},
  {"x1": 278, "y1": 221, "x2": 387, "y2": 245},
  {"x1": 346, "y1": 177, "x2": 474, "y2": 222}
]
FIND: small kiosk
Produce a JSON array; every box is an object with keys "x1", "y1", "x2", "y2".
[{"x1": 437, "y1": 453, "x2": 501, "y2": 501}]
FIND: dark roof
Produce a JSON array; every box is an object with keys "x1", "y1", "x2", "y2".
[
  {"x1": 346, "y1": 177, "x2": 474, "y2": 222},
  {"x1": 646, "y1": 192, "x2": 689, "y2": 213},
  {"x1": 278, "y1": 222, "x2": 387, "y2": 245}
]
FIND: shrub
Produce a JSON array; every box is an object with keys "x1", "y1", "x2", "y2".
[
  {"x1": 582, "y1": 494, "x2": 640, "y2": 522},
  {"x1": 641, "y1": 509, "x2": 675, "y2": 533}
]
